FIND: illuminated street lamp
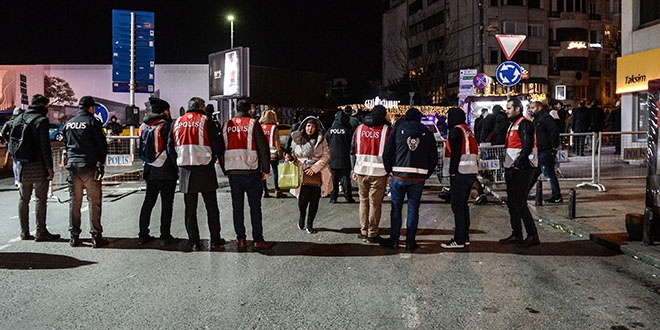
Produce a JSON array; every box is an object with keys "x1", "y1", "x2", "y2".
[{"x1": 227, "y1": 15, "x2": 234, "y2": 48}]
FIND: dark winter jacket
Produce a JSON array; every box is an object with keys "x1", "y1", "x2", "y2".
[
  {"x1": 531, "y1": 108, "x2": 559, "y2": 152},
  {"x1": 590, "y1": 105, "x2": 605, "y2": 132},
  {"x1": 64, "y1": 109, "x2": 108, "y2": 167},
  {"x1": 142, "y1": 113, "x2": 178, "y2": 181},
  {"x1": 572, "y1": 104, "x2": 591, "y2": 133},
  {"x1": 383, "y1": 117, "x2": 438, "y2": 180},
  {"x1": 479, "y1": 111, "x2": 496, "y2": 143},
  {"x1": 492, "y1": 110, "x2": 510, "y2": 145},
  {"x1": 447, "y1": 107, "x2": 469, "y2": 175},
  {"x1": 15, "y1": 105, "x2": 54, "y2": 182},
  {"x1": 325, "y1": 111, "x2": 353, "y2": 170}
]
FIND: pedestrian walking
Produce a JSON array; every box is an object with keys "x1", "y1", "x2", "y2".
[
  {"x1": 63, "y1": 96, "x2": 108, "y2": 248},
  {"x1": 499, "y1": 97, "x2": 540, "y2": 248},
  {"x1": 171, "y1": 97, "x2": 225, "y2": 251},
  {"x1": 527, "y1": 101, "x2": 563, "y2": 204},
  {"x1": 137, "y1": 97, "x2": 178, "y2": 246},
  {"x1": 351, "y1": 105, "x2": 391, "y2": 244},
  {"x1": 220, "y1": 100, "x2": 273, "y2": 250},
  {"x1": 441, "y1": 107, "x2": 478, "y2": 249},
  {"x1": 380, "y1": 107, "x2": 438, "y2": 252},
  {"x1": 285, "y1": 116, "x2": 331, "y2": 234}
]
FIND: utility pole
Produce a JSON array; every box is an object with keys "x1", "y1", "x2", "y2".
[{"x1": 478, "y1": 0, "x2": 484, "y2": 96}]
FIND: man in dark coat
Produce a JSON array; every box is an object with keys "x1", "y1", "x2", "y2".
[
  {"x1": 571, "y1": 100, "x2": 591, "y2": 156},
  {"x1": 326, "y1": 111, "x2": 355, "y2": 203},
  {"x1": 171, "y1": 97, "x2": 225, "y2": 251},
  {"x1": 137, "y1": 97, "x2": 179, "y2": 246},
  {"x1": 527, "y1": 101, "x2": 562, "y2": 203},
  {"x1": 12, "y1": 95, "x2": 60, "y2": 241}
]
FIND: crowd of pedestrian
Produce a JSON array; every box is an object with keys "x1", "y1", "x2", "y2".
[{"x1": 11, "y1": 93, "x2": 625, "y2": 252}]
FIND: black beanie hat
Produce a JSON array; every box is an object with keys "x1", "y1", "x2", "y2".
[
  {"x1": 150, "y1": 97, "x2": 170, "y2": 114},
  {"x1": 404, "y1": 107, "x2": 422, "y2": 121}
]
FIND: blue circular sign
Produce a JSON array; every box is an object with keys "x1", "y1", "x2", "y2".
[
  {"x1": 495, "y1": 61, "x2": 523, "y2": 87},
  {"x1": 94, "y1": 103, "x2": 110, "y2": 126}
]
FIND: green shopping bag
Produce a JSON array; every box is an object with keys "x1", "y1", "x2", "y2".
[{"x1": 278, "y1": 161, "x2": 300, "y2": 190}]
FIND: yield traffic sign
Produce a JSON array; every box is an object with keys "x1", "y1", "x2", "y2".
[
  {"x1": 495, "y1": 61, "x2": 523, "y2": 87},
  {"x1": 495, "y1": 34, "x2": 526, "y2": 61}
]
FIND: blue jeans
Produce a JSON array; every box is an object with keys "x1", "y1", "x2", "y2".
[
  {"x1": 229, "y1": 173, "x2": 265, "y2": 242},
  {"x1": 389, "y1": 177, "x2": 424, "y2": 246},
  {"x1": 530, "y1": 149, "x2": 562, "y2": 200}
]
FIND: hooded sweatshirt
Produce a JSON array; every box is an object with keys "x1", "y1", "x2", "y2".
[{"x1": 325, "y1": 111, "x2": 353, "y2": 170}]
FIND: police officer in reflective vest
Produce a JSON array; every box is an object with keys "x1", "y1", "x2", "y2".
[
  {"x1": 441, "y1": 107, "x2": 478, "y2": 249},
  {"x1": 499, "y1": 97, "x2": 540, "y2": 248},
  {"x1": 220, "y1": 100, "x2": 273, "y2": 251},
  {"x1": 172, "y1": 97, "x2": 224, "y2": 251},
  {"x1": 63, "y1": 96, "x2": 108, "y2": 248},
  {"x1": 351, "y1": 105, "x2": 390, "y2": 244}
]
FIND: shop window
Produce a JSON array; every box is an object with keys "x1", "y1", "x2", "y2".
[{"x1": 639, "y1": 0, "x2": 660, "y2": 27}]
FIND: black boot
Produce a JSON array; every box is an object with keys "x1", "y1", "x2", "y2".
[{"x1": 92, "y1": 233, "x2": 108, "y2": 248}]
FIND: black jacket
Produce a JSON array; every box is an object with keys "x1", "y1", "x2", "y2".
[
  {"x1": 532, "y1": 109, "x2": 559, "y2": 152},
  {"x1": 572, "y1": 104, "x2": 591, "y2": 133},
  {"x1": 383, "y1": 118, "x2": 438, "y2": 179},
  {"x1": 447, "y1": 107, "x2": 469, "y2": 175},
  {"x1": 492, "y1": 110, "x2": 510, "y2": 145},
  {"x1": 142, "y1": 113, "x2": 178, "y2": 181},
  {"x1": 15, "y1": 105, "x2": 54, "y2": 182},
  {"x1": 63, "y1": 109, "x2": 108, "y2": 167},
  {"x1": 325, "y1": 111, "x2": 353, "y2": 170}
]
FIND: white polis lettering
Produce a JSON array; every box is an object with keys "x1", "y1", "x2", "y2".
[
  {"x1": 329, "y1": 128, "x2": 346, "y2": 134},
  {"x1": 227, "y1": 125, "x2": 249, "y2": 132},
  {"x1": 361, "y1": 130, "x2": 380, "y2": 139},
  {"x1": 65, "y1": 122, "x2": 87, "y2": 130}
]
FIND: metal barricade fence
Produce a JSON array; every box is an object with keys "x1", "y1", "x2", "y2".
[{"x1": 474, "y1": 131, "x2": 647, "y2": 192}]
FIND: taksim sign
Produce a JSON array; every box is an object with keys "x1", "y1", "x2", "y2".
[{"x1": 364, "y1": 96, "x2": 399, "y2": 109}]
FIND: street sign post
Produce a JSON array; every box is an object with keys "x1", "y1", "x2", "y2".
[{"x1": 496, "y1": 61, "x2": 523, "y2": 87}]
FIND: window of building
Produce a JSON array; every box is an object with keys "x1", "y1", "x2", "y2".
[
  {"x1": 491, "y1": 0, "x2": 499, "y2": 6},
  {"x1": 409, "y1": 22, "x2": 423, "y2": 36},
  {"x1": 506, "y1": 0, "x2": 523, "y2": 5},
  {"x1": 589, "y1": 30, "x2": 598, "y2": 43},
  {"x1": 511, "y1": 51, "x2": 543, "y2": 65},
  {"x1": 408, "y1": 0, "x2": 423, "y2": 16},
  {"x1": 556, "y1": 27, "x2": 588, "y2": 41},
  {"x1": 634, "y1": 92, "x2": 649, "y2": 140},
  {"x1": 529, "y1": 0, "x2": 541, "y2": 8},
  {"x1": 639, "y1": 0, "x2": 660, "y2": 27},
  {"x1": 409, "y1": 45, "x2": 423, "y2": 59},
  {"x1": 566, "y1": 86, "x2": 587, "y2": 100},
  {"x1": 605, "y1": 81, "x2": 612, "y2": 99},
  {"x1": 556, "y1": 57, "x2": 588, "y2": 70},
  {"x1": 428, "y1": 36, "x2": 445, "y2": 54},
  {"x1": 502, "y1": 21, "x2": 527, "y2": 34},
  {"x1": 427, "y1": 0, "x2": 439, "y2": 5},
  {"x1": 528, "y1": 24, "x2": 544, "y2": 37},
  {"x1": 490, "y1": 50, "x2": 499, "y2": 64}
]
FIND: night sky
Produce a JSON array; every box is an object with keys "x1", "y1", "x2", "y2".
[{"x1": 1, "y1": 0, "x2": 383, "y2": 79}]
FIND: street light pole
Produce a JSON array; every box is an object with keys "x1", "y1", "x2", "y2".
[
  {"x1": 227, "y1": 15, "x2": 234, "y2": 48},
  {"x1": 478, "y1": 0, "x2": 484, "y2": 96}
]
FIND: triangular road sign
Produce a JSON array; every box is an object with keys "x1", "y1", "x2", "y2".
[{"x1": 495, "y1": 34, "x2": 526, "y2": 61}]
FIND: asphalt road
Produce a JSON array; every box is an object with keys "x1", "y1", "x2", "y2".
[{"x1": 0, "y1": 183, "x2": 659, "y2": 329}]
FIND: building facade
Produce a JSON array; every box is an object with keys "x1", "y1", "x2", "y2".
[{"x1": 382, "y1": 0, "x2": 620, "y2": 109}]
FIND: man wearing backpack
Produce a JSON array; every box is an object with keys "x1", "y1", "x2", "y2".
[
  {"x1": 11, "y1": 95, "x2": 60, "y2": 241},
  {"x1": 63, "y1": 96, "x2": 108, "y2": 248},
  {"x1": 137, "y1": 97, "x2": 178, "y2": 246}
]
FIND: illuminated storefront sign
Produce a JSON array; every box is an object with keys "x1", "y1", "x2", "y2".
[
  {"x1": 364, "y1": 96, "x2": 400, "y2": 109},
  {"x1": 567, "y1": 41, "x2": 587, "y2": 50},
  {"x1": 616, "y1": 48, "x2": 660, "y2": 94}
]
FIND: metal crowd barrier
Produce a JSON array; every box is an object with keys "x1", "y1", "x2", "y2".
[{"x1": 474, "y1": 131, "x2": 647, "y2": 192}]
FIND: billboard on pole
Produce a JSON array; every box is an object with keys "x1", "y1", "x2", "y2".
[{"x1": 209, "y1": 47, "x2": 250, "y2": 99}]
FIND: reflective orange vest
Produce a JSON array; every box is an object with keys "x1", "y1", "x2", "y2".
[
  {"x1": 261, "y1": 123, "x2": 278, "y2": 160},
  {"x1": 353, "y1": 124, "x2": 390, "y2": 176},
  {"x1": 504, "y1": 116, "x2": 538, "y2": 168},
  {"x1": 172, "y1": 112, "x2": 212, "y2": 166},
  {"x1": 443, "y1": 124, "x2": 478, "y2": 175},
  {"x1": 223, "y1": 117, "x2": 258, "y2": 170}
]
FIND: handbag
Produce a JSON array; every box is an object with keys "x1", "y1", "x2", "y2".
[
  {"x1": 302, "y1": 171, "x2": 322, "y2": 187},
  {"x1": 277, "y1": 161, "x2": 300, "y2": 190}
]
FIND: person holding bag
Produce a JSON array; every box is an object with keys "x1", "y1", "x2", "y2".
[{"x1": 285, "y1": 116, "x2": 331, "y2": 234}]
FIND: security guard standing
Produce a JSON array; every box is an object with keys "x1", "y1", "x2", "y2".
[{"x1": 63, "y1": 96, "x2": 108, "y2": 248}]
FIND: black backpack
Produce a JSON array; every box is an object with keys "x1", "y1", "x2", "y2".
[{"x1": 8, "y1": 113, "x2": 38, "y2": 163}]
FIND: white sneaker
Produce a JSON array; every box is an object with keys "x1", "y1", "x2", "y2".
[{"x1": 441, "y1": 239, "x2": 465, "y2": 249}]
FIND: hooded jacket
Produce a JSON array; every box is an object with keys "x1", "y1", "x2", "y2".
[
  {"x1": 531, "y1": 107, "x2": 559, "y2": 153},
  {"x1": 325, "y1": 111, "x2": 353, "y2": 170},
  {"x1": 16, "y1": 105, "x2": 54, "y2": 182},
  {"x1": 383, "y1": 113, "x2": 438, "y2": 180},
  {"x1": 289, "y1": 116, "x2": 332, "y2": 197},
  {"x1": 445, "y1": 107, "x2": 478, "y2": 175}
]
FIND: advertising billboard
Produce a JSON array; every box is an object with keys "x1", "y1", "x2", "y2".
[{"x1": 209, "y1": 47, "x2": 250, "y2": 99}]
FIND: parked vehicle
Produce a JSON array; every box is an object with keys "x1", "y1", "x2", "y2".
[{"x1": 49, "y1": 123, "x2": 64, "y2": 142}]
